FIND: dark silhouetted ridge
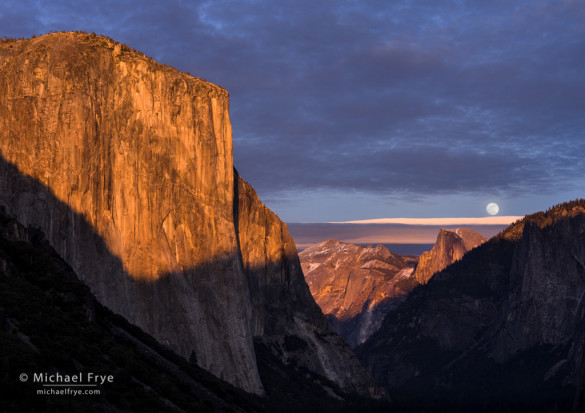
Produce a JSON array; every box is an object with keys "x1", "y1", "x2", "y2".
[{"x1": 358, "y1": 199, "x2": 585, "y2": 412}]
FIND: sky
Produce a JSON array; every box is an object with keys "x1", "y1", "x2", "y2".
[{"x1": 1, "y1": 0, "x2": 584, "y2": 222}]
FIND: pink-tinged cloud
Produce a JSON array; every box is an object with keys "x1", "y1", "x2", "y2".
[
  {"x1": 332, "y1": 216, "x2": 523, "y2": 225},
  {"x1": 287, "y1": 222, "x2": 512, "y2": 252}
]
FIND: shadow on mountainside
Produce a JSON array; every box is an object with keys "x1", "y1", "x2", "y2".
[
  {"x1": 357, "y1": 207, "x2": 585, "y2": 412},
  {"x1": 0, "y1": 204, "x2": 263, "y2": 412},
  {"x1": 0, "y1": 153, "x2": 389, "y2": 412}
]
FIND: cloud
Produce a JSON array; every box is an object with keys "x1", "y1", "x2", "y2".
[
  {"x1": 287, "y1": 223, "x2": 509, "y2": 250},
  {"x1": 332, "y1": 216, "x2": 523, "y2": 225},
  {"x1": 1, "y1": 0, "x2": 584, "y2": 211}
]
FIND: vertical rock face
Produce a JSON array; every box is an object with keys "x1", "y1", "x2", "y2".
[
  {"x1": 414, "y1": 228, "x2": 486, "y2": 284},
  {"x1": 0, "y1": 33, "x2": 375, "y2": 396},
  {"x1": 0, "y1": 32, "x2": 261, "y2": 394},
  {"x1": 236, "y1": 172, "x2": 324, "y2": 337},
  {"x1": 299, "y1": 239, "x2": 419, "y2": 347},
  {"x1": 494, "y1": 215, "x2": 585, "y2": 358},
  {"x1": 358, "y1": 201, "x2": 585, "y2": 408},
  {"x1": 237, "y1": 176, "x2": 379, "y2": 396}
]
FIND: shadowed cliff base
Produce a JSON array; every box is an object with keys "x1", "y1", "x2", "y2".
[
  {"x1": 0, "y1": 205, "x2": 392, "y2": 412},
  {"x1": 326, "y1": 296, "x2": 408, "y2": 349},
  {"x1": 575, "y1": 343, "x2": 585, "y2": 412},
  {"x1": 0, "y1": 152, "x2": 381, "y2": 403},
  {"x1": 0, "y1": 204, "x2": 262, "y2": 412},
  {"x1": 0, "y1": 152, "x2": 264, "y2": 394}
]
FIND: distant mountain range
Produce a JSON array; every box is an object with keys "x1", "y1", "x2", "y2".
[
  {"x1": 300, "y1": 228, "x2": 485, "y2": 347},
  {"x1": 331, "y1": 217, "x2": 522, "y2": 225},
  {"x1": 287, "y1": 221, "x2": 508, "y2": 250},
  {"x1": 300, "y1": 240, "x2": 419, "y2": 348}
]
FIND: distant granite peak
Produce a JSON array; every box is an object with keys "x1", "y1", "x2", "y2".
[
  {"x1": 300, "y1": 239, "x2": 418, "y2": 347},
  {"x1": 414, "y1": 227, "x2": 487, "y2": 284}
]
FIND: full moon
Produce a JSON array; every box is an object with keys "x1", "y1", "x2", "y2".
[{"x1": 486, "y1": 202, "x2": 499, "y2": 215}]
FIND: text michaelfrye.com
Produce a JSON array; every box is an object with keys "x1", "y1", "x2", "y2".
[{"x1": 19, "y1": 372, "x2": 114, "y2": 397}]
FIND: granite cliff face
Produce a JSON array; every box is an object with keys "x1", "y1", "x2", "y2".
[
  {"x1": 358, "y1": 200, "x2": 585, "y2": 409},
  {"x1": 0, "y1": 32, "x2": 375, "y2": 397},
  {"x1": 0, "y1": 206, "x2": 261, "y2": 413},
  {"x1": 0, "y1": 32, "x2": 261, "y2": 394},
  {"x1": 493, "y1": 216, "x2": 585, "y2": 360},
  {"x1": 300, "y1": 240, "x2": 419, "y2": 347},
  {"x1": 236, "y1": 177, "x2": 377, "y2": 395},
  {"x1": 414, "y1": 228, "x2": 487, "y2": 284}
]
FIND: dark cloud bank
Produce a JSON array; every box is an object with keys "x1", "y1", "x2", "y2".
[{"x1": 1, "y1": 0, "x2": 584, "y2": 219}]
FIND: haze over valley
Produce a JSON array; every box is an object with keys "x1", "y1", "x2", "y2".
[{"x1": 288, "y1": 221, "x2": 513, "y2": 253}]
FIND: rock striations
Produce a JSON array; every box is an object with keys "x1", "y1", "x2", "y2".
[
  {"x1": 414, "y1": 228, "x2": 486, "y2": 284},
  {"x1": 300, "y1": 240, "x2": 419, "y2": 347},
  {"x1": 0, "y1": 33, "x2": 375, "y2": 397},
  {"x1": 358, "y1": 200, "x2": 585, "y2": 409}
]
